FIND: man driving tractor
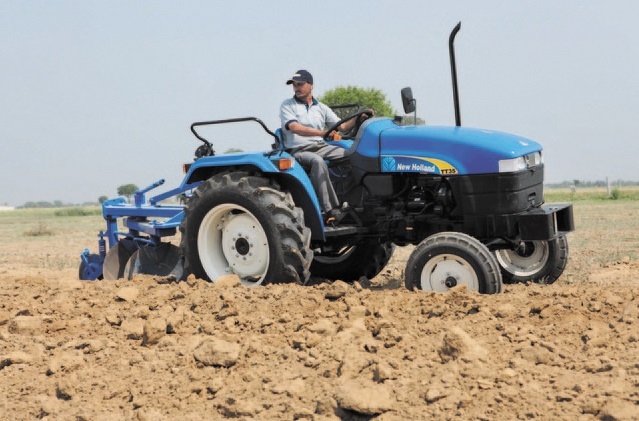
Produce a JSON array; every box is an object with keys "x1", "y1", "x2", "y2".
[{"x1": 279, "y1": 69, "x2": 372, "y2": 225}]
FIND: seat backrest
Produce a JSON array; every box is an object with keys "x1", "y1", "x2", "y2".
[{"x1": 273, "y1": 128, "x2": 285, "y2": 151}]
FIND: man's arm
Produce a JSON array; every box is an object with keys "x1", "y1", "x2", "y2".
[
  {"x1": 287, "y1": 121, "x2": 326, "y2": 137},
  {"x1": 338, "y1": 119, "x2": 356, "y2": 132},
  {"x1": 338, "y1": 110, "x2": 375, "y2": 132},
  {"x1": 281, "y1": 99, "x2": 326, "y2": 137},
  {"x1": 323, "y1": 104, "x2": 372, "y2": 133}
]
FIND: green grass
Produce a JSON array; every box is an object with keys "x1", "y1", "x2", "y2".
[
  {"x1": 54, "y1": 207, "x2": 102, "y2": 217},
  {"x1": 544, "y1": 186, "x2": 639, "y2": 203},
  {"x1": 0, "y1": 207, "x2": 105, "y2": 271},
  {"x1": 0, "y1": 207, "x2": 104, "y2": 238},
  {"x1": 23, "y1": 221, "x2": 55, "y2": 237}
]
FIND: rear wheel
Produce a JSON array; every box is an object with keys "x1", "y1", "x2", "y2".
[
  {"x1": 310, "y1": 242, "x2": 394, "y2": 281},
  {"x1": 493, "y1": 235, "x2": 568, "y2": 284},
  {"x1": 405, "y1": 232, "x2": 502, "y2": 294},
  {"x1": 180, "y1": 172, "x2": 313, "y2": 286}
]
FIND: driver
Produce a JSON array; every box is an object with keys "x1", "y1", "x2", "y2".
[{"x1": 279, "y1": 69, "x2": 370, "y2": 225}]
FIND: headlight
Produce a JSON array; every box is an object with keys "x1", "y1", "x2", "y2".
[
  {"x1": 499, "y1": 157, "x2": 526, "y2": 172},
  {"x1": 526, "y1": 151, "x2": 543, "y2": 166},
  {"x1": 499, "y1": 151, "x2": 542, "y2": 173}
]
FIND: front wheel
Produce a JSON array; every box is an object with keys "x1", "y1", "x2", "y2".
[
  {"x1": 180, "y1": 172, "x2": 313, "y2": 286},
  {"x1": 493, "y1": 235, "x2": 568, "y2": 285},
  {"x1": 405, "y1": 232, "x2": 502, "y2": 294}
]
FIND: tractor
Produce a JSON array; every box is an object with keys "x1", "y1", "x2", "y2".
[{"x1": 80, "y1": 23, "x2": 574, "y2": 293}]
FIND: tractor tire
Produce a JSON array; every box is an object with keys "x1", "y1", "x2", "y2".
[
  {"x1": 405, "y1": 232, "x2": 502, "y2": 294},
  {"x1": 493, "y1": 234, "x2": 569, "y2": 285},
  {"x1": 310, "y1": 242, "x2": 394, "y2": 282},
  {"x1": 180, "y1": 172, "x2": 313, "y2": 286}
]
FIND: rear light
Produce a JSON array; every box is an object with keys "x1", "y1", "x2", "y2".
[
  {"x1": 277, "y1": 158, "x2": 294, "y2": 171},
  {"x1": 183, "y1": 163, "x2": 192, "y2": 173}
]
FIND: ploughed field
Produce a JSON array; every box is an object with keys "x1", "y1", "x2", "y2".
[{"x1": 0, "y1": 200, "x2": 638, "y2": 420}]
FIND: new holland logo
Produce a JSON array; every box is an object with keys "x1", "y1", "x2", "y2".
[
  {"x1": 382, "y1": 156, "x2": 396, "y2": 171},
  {"x1": 397, "y1": 162, "x2": 436, "y2": 172},
  {"x1": 382, "y1": 155, "x2": 458, "y2": 175}
]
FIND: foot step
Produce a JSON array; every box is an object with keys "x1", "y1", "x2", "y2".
[{"x1": 324, "y1": 225, "x2": 357, "y2": 237}]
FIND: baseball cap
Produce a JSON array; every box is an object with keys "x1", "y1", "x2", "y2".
[{"x1": 286, "y1": 70, "x2": 313, "y2": 85}]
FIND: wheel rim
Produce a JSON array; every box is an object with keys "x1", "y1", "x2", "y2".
[
  {"x1": 420, "y1": 253, "x2": 479, "y2": 292},
  {"x1": 494, "y1": 241, "x2": 549, "y2": 277},
  {"x1": 198, "y1": 204, "x2": 269, "y2": 286}
]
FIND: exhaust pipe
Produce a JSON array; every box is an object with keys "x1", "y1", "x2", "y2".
[{"x1": 449, "y1": 22, "x2": 462, "y2": 127}]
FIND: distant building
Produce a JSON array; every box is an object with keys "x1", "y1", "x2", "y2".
[{"x1": 0, "y1": 206, "x2": 15, "y2": 211}]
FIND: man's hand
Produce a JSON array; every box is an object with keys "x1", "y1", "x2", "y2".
[
  {"x1": 338, "y1": 109, "x2": 375, "y2": 132},
  {"x1": 360, "y1": 109, "x2": 375, "y2": 122},
  {"x1": 327, "y1": 130, "x2": 342, "y2": 141}
]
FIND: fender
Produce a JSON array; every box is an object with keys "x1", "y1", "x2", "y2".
[{"x1": 182, "y1": 152, "x2": 326, "y2": 240}]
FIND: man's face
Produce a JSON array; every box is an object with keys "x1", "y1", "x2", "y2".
[{"x1": 292, "y1": 81, "x2": 312, "y2": 100}]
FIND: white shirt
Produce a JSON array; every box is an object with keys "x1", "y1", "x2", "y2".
[{"x1": 279, "y1": 96, "x2": 340, "y2": 149}]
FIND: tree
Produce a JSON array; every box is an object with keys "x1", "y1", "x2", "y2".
[
  {"x1": 319, "y1": 86, "x2": 395, "y2": 119},
  {"x1": 224, "y1": 148, "x2": 244, "y2": 154},
  {"x1": 401, "y1": 115, "x2": 426, "y2": 126},
  {"x1": 21, "y1": 201, "x2": 54, "y2": 208},
  {"x1": 117, "y1": 184, "x2": 139, "y2": 203},
  {"x1": 98, "y1": 195, "x2": 108, "y2": 204}
]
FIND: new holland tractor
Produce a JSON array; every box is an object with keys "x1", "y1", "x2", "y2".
[{"x1": 80, "y1": 23, "x2": 574, "y2": 294}]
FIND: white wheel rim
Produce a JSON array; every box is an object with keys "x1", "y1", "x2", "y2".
[
  {"x1": 198, "y1": 204, "x2": 269, "y2": 286},
  {"x1": 420, "y1": 253, "x2": 479, "y2": 292},
  {"x1": 494, "y1": 241, "x2": 549, "y2": 277}
]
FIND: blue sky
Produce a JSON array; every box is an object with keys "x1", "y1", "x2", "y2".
[{"x1": 1, "y1": 1, "x2": 638, "y2": 206}]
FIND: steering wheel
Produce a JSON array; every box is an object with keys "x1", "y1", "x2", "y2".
[{"x1": 322, "y1": 109, "x2": 374, "y2": 141}]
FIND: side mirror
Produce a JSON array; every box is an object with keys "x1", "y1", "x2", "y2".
[{"x1": 401, "y1": 87, "x2": 415, "y2": 114}]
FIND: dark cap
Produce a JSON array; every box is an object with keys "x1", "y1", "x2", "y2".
[{"x1": 286, "y1": 70, "x2": 313, "y2": 85}]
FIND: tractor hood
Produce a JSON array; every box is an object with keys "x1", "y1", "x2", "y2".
[{"x1": 357, "y1": 120, "x2": 543, "y2": 175}]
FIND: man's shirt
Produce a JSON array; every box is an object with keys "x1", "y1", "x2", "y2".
[{"x1": 279, "y1": 96, "x2": 340, "y2": 150}]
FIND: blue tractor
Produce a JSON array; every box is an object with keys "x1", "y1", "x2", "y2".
[{"x1": 80, "y1": 24, "x2": 574, "y2": 293}]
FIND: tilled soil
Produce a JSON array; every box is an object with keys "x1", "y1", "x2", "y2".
[{"x1": 1, "y1": 253, "x2": 639, "y2": 420}]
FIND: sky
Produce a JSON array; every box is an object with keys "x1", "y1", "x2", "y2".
[{"x1": 1, "y1": 1, "x2": 638, "y2": 206}]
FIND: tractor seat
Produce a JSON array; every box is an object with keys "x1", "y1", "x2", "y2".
[{"x1": 275, "y1": 129, "x2": 359, "y2": 169}]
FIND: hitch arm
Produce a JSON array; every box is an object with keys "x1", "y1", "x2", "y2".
[{"x1": 134, "y1": 179, "x2": 165, "y2": 206}]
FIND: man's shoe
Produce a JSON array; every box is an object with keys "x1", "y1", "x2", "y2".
[{"x1": 325, "y1": 208, "x2": 348, "y2": 226}]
